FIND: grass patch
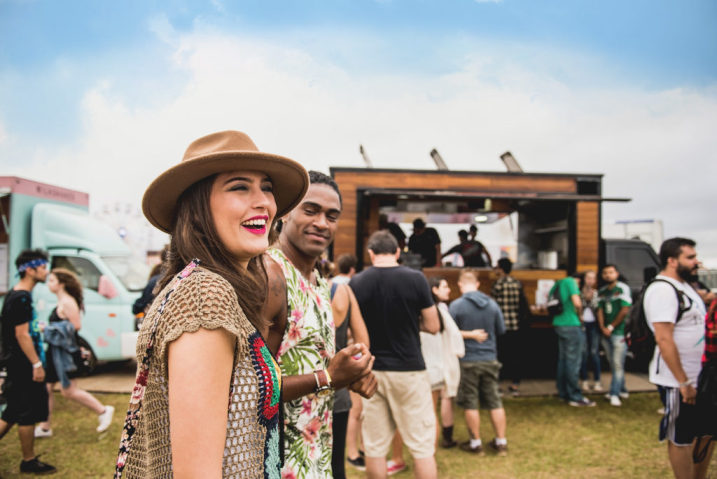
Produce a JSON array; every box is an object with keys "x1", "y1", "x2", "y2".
[{"x1": 0, "y1": 392, "x2": 714, "y2": 477}]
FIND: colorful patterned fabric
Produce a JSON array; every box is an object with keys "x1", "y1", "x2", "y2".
[
  {"x1": 704, "y1": 300, "x2": 717, "y2": 366},
  {"x1": 267, "y1": 248, "x2": 335, "y2": 479}
]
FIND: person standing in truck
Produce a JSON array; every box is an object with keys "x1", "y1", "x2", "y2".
[
  {"x1": 0, "y1": 249, "x2": 57, "y2": 474},
  {"x1": 408, "y1": 218, "x2": 441, "y2": 268}
]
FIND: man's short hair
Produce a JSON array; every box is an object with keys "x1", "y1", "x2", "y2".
[
  {"x1": 413, "y1": 218, "x2": 426, "y2": 229},
  {"x1": 659, "y1": 237, "x2": 696, "y2": 269},
  {"x1": 367, "y1": 230, "x2": 399, "y2": 255},
  {"x1": 602, "y1": 263, "x2": 619, "y2": 273},
  {"x1": 469, "y1": 224, "x2": 478, "y2": 234},
  {"x1": 458, "y1": 269, "x2": 478, "y2": 284},
  {"x1": 458, "y1": 230, "x2": 468, "y2": 240},
  {"x1": 496, "y1": 257, "x2": 513, "y2": 275},
  {"x1": 336, "y1": 254, "x2": 358, "y2": 275},
  {"x1": 15, "y1": 249, "x2": 49, "y2": 278},
  {"x1": 309, "y1": 170, "x2": 342, "y2": 207}
]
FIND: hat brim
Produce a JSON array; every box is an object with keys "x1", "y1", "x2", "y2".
[{"x1": 143, "y1": 150, "x2": 309, "y2": 233}]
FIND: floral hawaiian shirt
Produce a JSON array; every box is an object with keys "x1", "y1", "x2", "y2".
[{"x1": 268, "y1": 248, "x2": 335, "y2": 479}]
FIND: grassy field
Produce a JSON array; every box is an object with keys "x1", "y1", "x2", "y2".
[{"x1": 0, "y1": 392, "x2": 714, "y2": 478}]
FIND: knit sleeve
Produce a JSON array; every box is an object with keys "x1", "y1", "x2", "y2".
[{"x1": 154, "y1": 268, "x2": 254, "y2": 377}]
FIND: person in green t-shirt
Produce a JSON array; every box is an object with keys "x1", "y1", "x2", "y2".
[
  {"x1": 549, "y1": 276, "x2": 595, "y2": 407},
  {"x1": 597, "y1": 264, "x2": 632, "y2": 406}
]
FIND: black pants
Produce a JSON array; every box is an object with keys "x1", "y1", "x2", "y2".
[
  {"x1": 331, "y1": 410, "x2": 349, "y2": 479},
  {"x1": 497, "y1": 330, "x2": 523, "y2": 384}
]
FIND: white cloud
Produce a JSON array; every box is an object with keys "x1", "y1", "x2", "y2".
[{"x1": 1, "y1": 27, "x2": 716, "y2": 263}]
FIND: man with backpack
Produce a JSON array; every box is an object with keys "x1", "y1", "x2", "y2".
[
  {"x1": 550, "y1": 275, "x2": 596, "y2": 407},
  {"x1": 644, "y1": 237, "x2": 708, "y2": 479},
  {"x1": 0, "y1": 249, "x2": 57, "y2": 474},
  {"x1": 597, "y1": 264, "x2": 632, "y2": 407}
]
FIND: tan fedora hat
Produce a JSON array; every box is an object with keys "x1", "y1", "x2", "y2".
[{"x1": 143, "y1": 130, "x2": 309, "y2": 233}]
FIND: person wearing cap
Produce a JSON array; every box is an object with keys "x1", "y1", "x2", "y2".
[
  {"x1": 114, "y1": 130, "x2": 309, "y2": 479},
  {"x1": 408, "y1": 218, "x2": 442, "y2": 268},
  {"x1": 264, "y1": 171, "x2": 377, "y2": 479}
]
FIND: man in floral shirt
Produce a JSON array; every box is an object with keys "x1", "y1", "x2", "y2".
[{"x1": 266, "y1": 171, "x2": 377, "y2": 479}]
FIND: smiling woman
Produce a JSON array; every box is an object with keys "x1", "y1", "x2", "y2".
[{"x1": 114, "y1": 130, "x2": 309, "y2": 479}]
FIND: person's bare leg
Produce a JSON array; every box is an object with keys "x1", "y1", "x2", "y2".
[
  {"x1": 667, "y1": 441, "x2": 693, "y2": 479},
  {"x1": 464, "y1": 409, "x2": 480, "y2": 440},
  {"x1": 440, "y1": 394, "x2": 454, "y2": 428},
  {"x1": 366, "y1": 456, "x2": 388, "y2": 479},
  {"x1": 431, "y1": 390, "x2": 440, "y2": 445},
  {"x1": 38, "y1": 383, "x2": 54, "y2": 431},
  {"x1": 18, "y1": 425, "x2": 37, "y2": 461},
  {"x1": 489, "y1": 407, "x2": 507, "y2": 439},
  {"x1": 61, "y1": 380, "x2": 105, "y2": 414},
  {"x1": 346, "y1": 390, "x2": 363, "y2": 459},
  {"x1": 693, "y1": 436, "x2": 715, "y2": 479},
  {"x1": 0, "y1": 418, "x2": 14, "y2": 440},
  {"x1": 391, "y1": 431, "x2": 405, "y2": 465},
  {"x1": 413, "y1": 456, "x2": 437, "y2": 479}
]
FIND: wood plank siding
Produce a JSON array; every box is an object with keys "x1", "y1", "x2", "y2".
[{"x1": 575, "y1": 201, "x2": 600, "y2": 273}]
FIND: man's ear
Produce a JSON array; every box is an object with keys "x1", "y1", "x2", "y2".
[
  {"x1": 368, "y1": 249, "x2": 376, "y2": 263},
  {"x1": 394, "y1": 248, "x2": 401, "y2": 260}
]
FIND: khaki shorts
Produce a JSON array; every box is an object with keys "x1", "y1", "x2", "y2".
[
  {"x1": 362, "y1": 370, "x2": 436, "y2": 459},
  {"x1": 456, "y1": 360, "x2": 503, "y2": 410}
]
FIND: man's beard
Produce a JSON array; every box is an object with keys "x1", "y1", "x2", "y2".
[{"x1": 677, "y1": 263, "x2": 698, "y2": 282}]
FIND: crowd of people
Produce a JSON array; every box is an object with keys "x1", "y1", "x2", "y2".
[{"x1": 0, "y1": 130, "x2": 714, "y2": 479}]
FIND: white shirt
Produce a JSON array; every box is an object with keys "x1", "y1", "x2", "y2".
[{"x1": 644, "y1": 274, "x2": 705, "y2": 387}]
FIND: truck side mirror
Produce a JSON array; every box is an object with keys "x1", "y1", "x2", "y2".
[{"x1": 98, "y1": 275, "x2": 118, "y2": 299}]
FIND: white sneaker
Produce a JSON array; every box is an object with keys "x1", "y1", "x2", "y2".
[
  {"x1": 97, "y1": 405, "x2": 115, "y2": 433},
  {"x1": 34, "y1": 425, "x2": 52, "y2": 438},
  {"x1": 609, "y1": 395, "x2": 622, "y2": 407},
  {"x1": 619, "y1": 392, "x2": 629, "y2": 399},
  {"x1": 592, "y1": 383, "x2": 603, "y2": 392},
  {"x1": 581, "y1": 381, "x2": 590, "y2": 391}
]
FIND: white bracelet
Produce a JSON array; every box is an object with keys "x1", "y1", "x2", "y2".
[
  {"x1": 679, "y1": 380, "x2": 692, "y2": 388},
  {"x1": 607, "y1": 325, "x2": 614, "y2": 332},
  {"x1": 32, "y1": 361, "x2": 43, "y2": 369}
]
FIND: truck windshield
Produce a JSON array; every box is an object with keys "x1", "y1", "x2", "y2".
[{"x1": 102, "y1": 256, "x2": 151, "y2": 292}]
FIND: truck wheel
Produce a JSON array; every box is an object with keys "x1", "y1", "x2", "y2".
[{"x1": 76, "y1": 337, "x2": 98, "y2": 376}]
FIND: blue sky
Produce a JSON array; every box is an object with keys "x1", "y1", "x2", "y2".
[
  {"x1": 2, "y1": 0, "x2": 715, "y2": 143},
  {"x1": 1, "y1": 0, "x2": 716, "y2": 261}
]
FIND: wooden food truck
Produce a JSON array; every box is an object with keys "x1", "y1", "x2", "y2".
[{"x1": 329, "y1": 167, "x2": 659, "y2": 372}]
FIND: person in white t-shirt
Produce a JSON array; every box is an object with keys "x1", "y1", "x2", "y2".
[{"x1": 644, "y1": 237, "x2": 708, "y2": 479}]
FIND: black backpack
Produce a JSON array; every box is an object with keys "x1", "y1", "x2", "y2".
[
  {"x1": 546, "y1": 283, "x2": 564, "y2": 317},
  {"x1": 626, "y1": 278, "x2": 690, "y2": 358}
]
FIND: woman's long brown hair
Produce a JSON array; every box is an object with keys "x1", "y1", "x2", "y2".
[
  {"x1": 156, "y1": 174, "x2": 271, "y2": 331},
  {"x1": 51, "y1": 268, "x2": 85, "y2": 312}
]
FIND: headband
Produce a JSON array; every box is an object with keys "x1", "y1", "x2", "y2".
[{"x1": 17, "y1": 258, "x2": 48, "y2": 276}]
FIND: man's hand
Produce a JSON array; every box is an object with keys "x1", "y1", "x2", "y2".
[
  {"x1": 680, "y1": 383, "x2": 697, "y2": 405},
  {"x1": 32, "y1": 365, "x2": 45, "y2": 382},
  {"x1": 601, "y1": 327, "x2": 611, "y2": 337},
  {"x1": 469, "y1": 329, "x2": 488, "y2": 342},
  {"x1": 327, "y1": 343, "x2": 374, "y2": 390},
  {"x1": 348, "y1": 372, "x2": 378, "y2": 399}
]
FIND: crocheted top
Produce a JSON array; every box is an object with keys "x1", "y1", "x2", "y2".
[{"x1": 120, "y1": 265, "x2": 282, "y2": 479}]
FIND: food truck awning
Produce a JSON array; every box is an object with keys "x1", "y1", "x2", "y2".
[{"x1": 359, "y1": 188, "x2": 631, "y2": 202}]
